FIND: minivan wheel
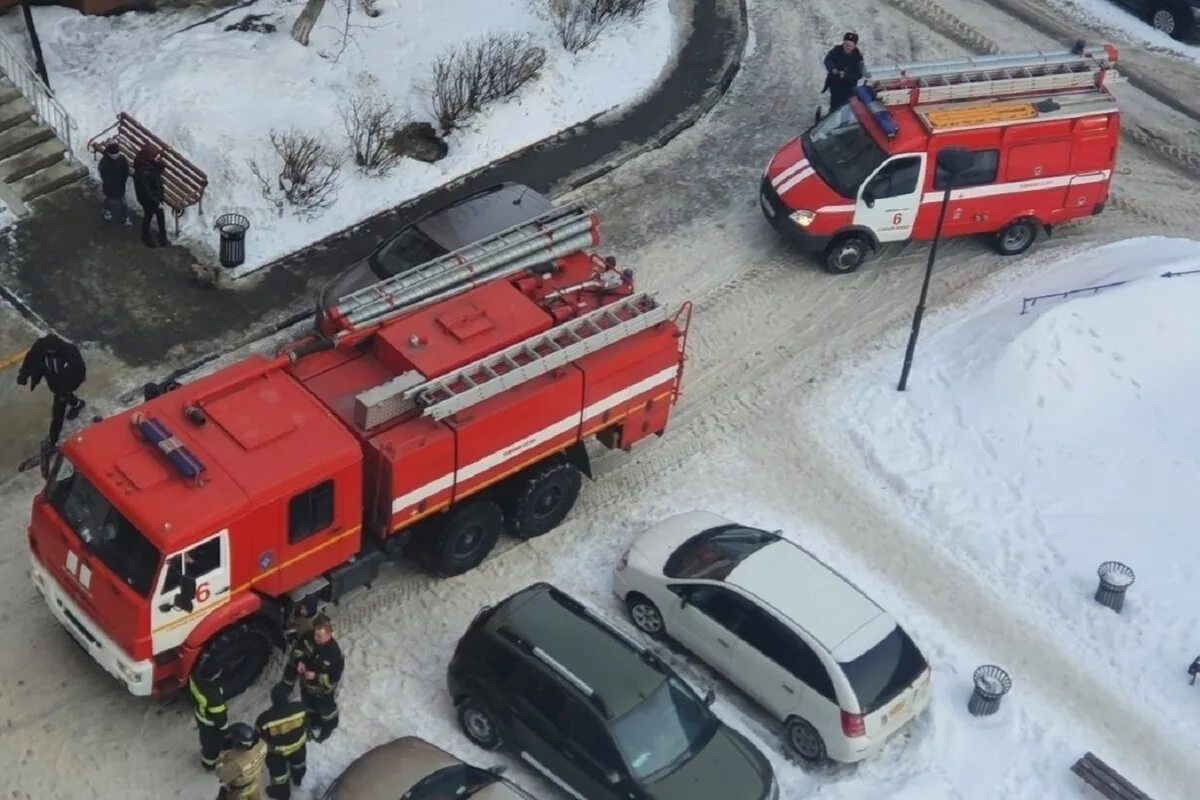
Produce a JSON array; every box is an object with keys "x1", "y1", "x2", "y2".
[
  {"x1": 458, "y1": 700, "x2": 503, "y2": 751},
  {"x1": 785, "y1": 716, "x2": 828, "y2": 763},
  {"x1": 626, "y1": 594, "x2": 665, "y2": 639}
]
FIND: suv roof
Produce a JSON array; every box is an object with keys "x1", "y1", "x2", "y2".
[
  {"x1": 484, "y1": 583, "x2": 665, "y2": 719},
  {"x1": 417, "y1": 181, "x2": 554, "y2": 251},
  {"x1": 726, "y1": 538, "x2": 892, "y2": 655}
]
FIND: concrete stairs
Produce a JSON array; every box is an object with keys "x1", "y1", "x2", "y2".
[{"x1": 0, "y1": 76, "x2": 89, "y2": 216}]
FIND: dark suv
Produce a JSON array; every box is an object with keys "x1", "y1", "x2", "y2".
[
  {"x1": 1109, "y1": 0, "x2": 1199, "y2": 39},
  {"x1": 447, "y1": 583, "x2": 779, "y2": 800}
]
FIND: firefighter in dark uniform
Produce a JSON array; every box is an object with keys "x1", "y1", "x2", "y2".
[
  {"x1": 281, "y1": 614, "x2": 344, "y2": 742},
  {"x1": 256, "y1": 683, "x2": 309, "y2": 800},
  {"x1": 190, "y1": 663, "x2": 230, "y2": 770},
  {"x1": 822, "y1": 32, "x2": 865, "y2": 113}
]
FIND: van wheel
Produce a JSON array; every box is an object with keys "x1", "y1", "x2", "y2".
[
  {"x1": 458, "y1": 699, "x2": 503, "y2": 750},
  {"x1": 426, "y1": 501, "x2": 502, "y2": 577},
  {"x1": 194, "y1": 622, "x2": 273, "y2": 699},
  {"x1": 504, "y1": 459, "x2": 582, "y2": 539},
  {"x1": 823, "y1": 236, "x2": 868, "y2": 274},
  {"x1": 993, "y1": 219, "x2": 1037, "y2": 256},
  {"x1": 784, "y1": 716, "x2": 828, "y2": 763},
  {"x1": 626, "y1": 593, "x2": 666, "y2": 639}
]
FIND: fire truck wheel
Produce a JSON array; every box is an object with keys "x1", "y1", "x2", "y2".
[
  {"x1": 427, "y1": 501, "x2": 503, "y2": 577},
  {"x1": 196, "y1": 622, "x2": 272, "y2": 699},
  {"x1": 823, "y1": 236, "x2": 868, "y2": 274},
  {"x1": 993, "y1": 219, "x2": 1038, "y2": 256},
  {"x1": 505, "y1": 460, "x2": 583, "y2": 539}
]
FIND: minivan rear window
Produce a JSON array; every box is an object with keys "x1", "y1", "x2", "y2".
[
  {"x1": 663, "y1": 526, "x2": 780, "y2": 581},
  {"x1": 838, "y1": 626, "x2": 928, "y2": 715}
]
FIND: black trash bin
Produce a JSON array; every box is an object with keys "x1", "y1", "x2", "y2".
[{"x1": 215, "y1": 213, "x2": 250, "y2": 268}]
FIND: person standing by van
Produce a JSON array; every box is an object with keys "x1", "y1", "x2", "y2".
[{"x1": 823, "y1": 32, "x2": 865, "y2": 113}]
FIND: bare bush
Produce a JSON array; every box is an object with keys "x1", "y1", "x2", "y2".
[
  {"x1": 426, "y1": 33, "x2": 547, "y2": 133},
  {"x1": 248, "y1": 129, "x2": 341, "y2": 218},
  {"x1": 545, "y1": 0, "x2": 649, "y2": 53},
  {"x1": 339, "y1": 93, "x2": 407, "y2": 175}
]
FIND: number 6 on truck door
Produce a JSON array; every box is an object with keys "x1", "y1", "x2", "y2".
[
  {"x1": 853, "y1": 155, "x2": 926, "y2": 243},
  {"x1": 151, "y1": 531, "x2": 231, "y2": 653}
]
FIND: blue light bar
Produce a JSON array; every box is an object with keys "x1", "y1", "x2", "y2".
[
  {"x1": 131, "y1": 412, "x2": 207, "y2": 483},
  {"x1": 855, "y1": 85, "x2": 899, "y2": 140}
]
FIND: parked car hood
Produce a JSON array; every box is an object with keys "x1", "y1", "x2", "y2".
[{"x1": 644, "y1": 725, "x2": 772, "y2": 800}]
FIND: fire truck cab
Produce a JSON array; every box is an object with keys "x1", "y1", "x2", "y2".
[{"x1": 760, "y1": 43, "x2": 1121, "y2": 273}]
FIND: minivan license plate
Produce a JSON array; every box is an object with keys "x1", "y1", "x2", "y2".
[{"x1": 890, "y1": 699, "x2": 907, "y2": 716}]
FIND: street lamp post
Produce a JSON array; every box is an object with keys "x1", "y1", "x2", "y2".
[
  {"x1": 19, "y1": 0, "x2": 51, "y2": 89},
  {"x1": 896, "y1": 147, "x2": 973, "y2": 391}
]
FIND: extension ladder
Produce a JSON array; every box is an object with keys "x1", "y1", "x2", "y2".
[
  {"x1": 407, "y1": 293, "x2": 669, "y2": 421},
  {"x1": 867, "y1": 45, "x2": 1117, "y2": 107}
]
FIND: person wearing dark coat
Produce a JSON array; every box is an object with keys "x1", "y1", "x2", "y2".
[
  {"x1": 133, "y1": 143, "x2": 168, "y2": 248},
  {"x1": 16, "y1": 333, "x2": 86, "y2": 445},
  {"x1": 98, "y1": 142, "x2": 130, "y2": 224},
  {"x1": 822, "y1": 32, "x2": 865, "y2": 113}
]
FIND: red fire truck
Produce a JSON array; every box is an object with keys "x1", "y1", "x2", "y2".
[
  {"x1": 25, "y1": 203, "x2": 692, "y2": 699},
  {"x1": 761, "y1": 43, "x2": 1122, "y2": 273}
]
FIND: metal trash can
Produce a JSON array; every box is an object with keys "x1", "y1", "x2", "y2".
[
  {"x1": 215, "y1": 213, "x2": 250, "y2": 268},
  {"x1": 1094, "y1": 561, "x2": 1135, "y2": 613},
  {"x1": 967, "y1": 664, "x2": 1011, "y2": 717}
]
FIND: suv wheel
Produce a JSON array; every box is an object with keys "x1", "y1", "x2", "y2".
[
  {"x1": 458, "y1": 700, "x2": 503, "y2": 750},
  {"x1": 626, "y1": 594, "x2": 665, "y2": 639},
  {"x1": 1150, "y1": 4, "x2": 1187, "y2": 37},
  {"x1": 785, "y1": 716, "x2": 828, "y2": 763}
]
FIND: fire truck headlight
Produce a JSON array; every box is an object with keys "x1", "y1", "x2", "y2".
[
  {"x1": 121, "y1": 664, "x2": 143, "y2": 683},
  {"x1": 789, "y1": 210, "x2": 816, "y2": 227}
]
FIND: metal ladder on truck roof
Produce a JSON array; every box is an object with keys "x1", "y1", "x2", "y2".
[
  {"x1": 405, "y1": 292, "x2": 670, "y2": 421},
  {"x1": 866, "y1": 44, "x2": 1118, "y2": 107},
  {"x1": 331, "y1": 201, "x2": 598, "y2": 327}
]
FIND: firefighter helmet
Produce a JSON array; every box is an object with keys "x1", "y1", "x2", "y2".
[{"x1": 229, "y1": 723, "x2": 257, "y2": 749}]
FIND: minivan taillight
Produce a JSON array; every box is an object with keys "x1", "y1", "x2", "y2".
[{"x1": 841, "y1": 709, "x2": 866, "y2": 738}]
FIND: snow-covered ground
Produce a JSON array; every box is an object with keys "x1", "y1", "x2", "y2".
[
  {"x1": 1046, "y1": 0, "x2": 1200, "y2": 59},
  {"x1": 0, "y1": 0, "x2": 677, "y2": 274}
]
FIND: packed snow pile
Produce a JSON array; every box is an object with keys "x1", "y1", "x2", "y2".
[
  {"x1": 814, "y1": 236, "x2": 1200, "y2": 756},
  {"x1": 1, "y1": 0, "x2": 676, "y2": 273}
]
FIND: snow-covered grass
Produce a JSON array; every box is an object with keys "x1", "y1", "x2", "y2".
[
  {"x1": 1046, "y1": 0, "x2": 1200, "y2": 60},
  {"x1": 1, "y1": 0, "x2": 677, "y2": 275}
]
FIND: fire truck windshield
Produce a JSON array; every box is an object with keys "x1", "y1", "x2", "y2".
[
  {"x1": 802, "y1": 102, "x2": 889, "y2": 198},
  {"x1": 47, "y1": 462, "x2": 162, "y2": 598}
]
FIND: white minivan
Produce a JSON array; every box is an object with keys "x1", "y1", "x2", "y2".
[{"x1": 612, "y1": 511, "x2": 932, "y2": 763}]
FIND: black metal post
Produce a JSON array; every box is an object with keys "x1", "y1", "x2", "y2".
[
  {"x1": 897, "y1": 148, "x2": 971, "y2": 392},
  {"x1": 19, "y1": 0, "x2": 51, "y2": 89}
]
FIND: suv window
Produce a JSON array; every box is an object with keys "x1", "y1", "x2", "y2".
[
  {"x1": 610, "y1": 677, "x2": 718, "y2": 783},
  {"x1": 564, "y1": 700, "x2": 623, "y2": 776},
  {"x1": 664, "y1": 526, "x2": 780, "y2": 580},
  {"x1": 507, "y1": 662, "x2": 566, "y2": 723},
  {"x1": 838, "y1": 625, "x2": 928, "y2": 714},
  {"x1": 865, "y1": 156, "x2": 922, "y2": 199},
  {"x1": 738, "y1": 607, "x2": 837, "y2": 703},
  {"x1": 674, "y1": 584, "x2": 755, "y2": 632},
  {"x1": 371, "y1": 227, "x2": 449, "y2": 278}
]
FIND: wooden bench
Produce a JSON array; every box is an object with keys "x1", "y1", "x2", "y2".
[
  {"x1": 1071, "y1": 752, "x2": 1154, "y2": 800},
  {"x1": 86, "y1": 113, "x2": 208, "y2": 233}
]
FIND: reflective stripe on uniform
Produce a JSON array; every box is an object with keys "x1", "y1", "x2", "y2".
[{"x1": 273, "y1": 737, "x2": 306, "y2": 757}]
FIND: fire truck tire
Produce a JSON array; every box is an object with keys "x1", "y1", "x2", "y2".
[
  {"x1": 195, "y1": 622, "x2": 273, "y2": 699},
  {"x1": 823, "y1": 236, "x2": 869, "y2": 274},
  {"x1": 504, "y1": 460, "x2": 583, "y2": 539},
  {"x1": 993, "y1": 219, "x2": 1038, "y2": 256},
  {"x1": 426, "y1": 500, "x2": 503, "y2": 577}
]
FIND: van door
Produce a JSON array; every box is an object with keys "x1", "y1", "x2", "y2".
[
  {"x1": 503, "y1": 664, "x2": 583, "y2": 799},
  {"x1": 853, "y1": 155, "x2": 925, "y2": 244},
  {"x1": 151, "y1": 531, "x2": 232, "y2": 654},
  {"x1": 665, "y1": 584, "x2": 752, "y2": 676}
]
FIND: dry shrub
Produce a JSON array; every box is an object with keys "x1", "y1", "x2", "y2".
[
  {"x1": 426, "y1": 33, "x2": 547, "y2": 133},
  {"x1": 545, "y1": 0, "x2": 649, "y2": 53},
  {"x1": 339, "y1": 93, "x2": 408, "y2": 175},
  {"x1": 248, "y1": 129, "x2": 341, "y2": 218}
]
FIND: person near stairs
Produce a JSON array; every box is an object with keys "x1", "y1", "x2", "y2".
[
  {"x1": 16, "y1": 333, "x2": 86, "y2": 446},
  {"x1": 99, "y1": 142, "x2": 130, "y2": 224},
  {"x1": 133, "y1": 143, "x2": 169, "y2": 248}
]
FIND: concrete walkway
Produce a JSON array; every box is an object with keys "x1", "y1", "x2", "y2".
[{"x1": 0, "y1": 0, "x2": 747, "y2": 368}]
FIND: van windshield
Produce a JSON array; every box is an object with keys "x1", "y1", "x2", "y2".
[
  {"x1": 611, "y1": 677, "x2": 718, "y2": 784},
  {"x1": 838, "y1": 626, "x2": 928, "y2": 714},
  {"x1": 802, "y1": 103, "x2": 888, "y2": 198},
  {"x1": 663, "y1": 526, "x2": 780, "y2": 581},
  {"x1": 369, "y1": 226, "x2": 449, "y2": 278},
  {"x1": 48, "y1": 464, "x2": 162, "y2": 598}
]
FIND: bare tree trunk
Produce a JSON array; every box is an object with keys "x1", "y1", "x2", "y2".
[{"x1": 291, "y1": 0, "x2": 328, "y2": 46}]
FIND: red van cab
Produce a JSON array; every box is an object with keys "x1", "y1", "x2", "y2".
[{"x1": 760, "y1": 44, "x2": 1121, "y2": 273}]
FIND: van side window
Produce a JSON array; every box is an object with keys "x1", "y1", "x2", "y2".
[
  {"x1": 935, "y1": 149, "x2": 998, "y2": 189},
  {"x1": 162, "y1": 536, "x2": 222, "y2": 594},
  {"x1": 673, "y1": 584, "x2": 752, "y2": 633},
  {"x1": 288, "y1": 480, "x2": 335, "y2": 543},
  {"x1": 738, "y1": 607, "x2": 838, "y2": 703},
  {"x1": 508, "y1": 665, "x2": 565, "y2": 724},
  {"x1": 865, "y1": 156, "x2": 922, "y2": 199}
]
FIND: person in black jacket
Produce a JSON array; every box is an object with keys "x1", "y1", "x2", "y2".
[
  {"x1": 133, "y1": 143, "x2": 168, "y2": 248},
  {"x1": 256, "y1": 682, "x2": 310, "y2": 799},
  {"x1": 16, "y1": 333, "x2": 86, "y2": 444},
  {"x1": 98, "y1": 142, "x2": 130, "y2": 224},
  {"x1": 281, "y1": 614, "x2": 344, "y2": 743},
  {"x1": 189, "y1": 663, "x2": 230, "y2": 771},
  {"x1": 822, "y1": 32, "x2": 865, "y2": 114}
]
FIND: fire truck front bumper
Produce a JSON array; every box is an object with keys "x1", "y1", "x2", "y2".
[
  {"x1": 30, "y1": 557, "x2": 155, "y2": 696},
  {"x1": 759, "y1": 178, "x2": 831, "y2": 253}
]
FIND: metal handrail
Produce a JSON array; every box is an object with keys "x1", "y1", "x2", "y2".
[{"x1": 0, "y1": 30, "x2": 78, "y2": 156}]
